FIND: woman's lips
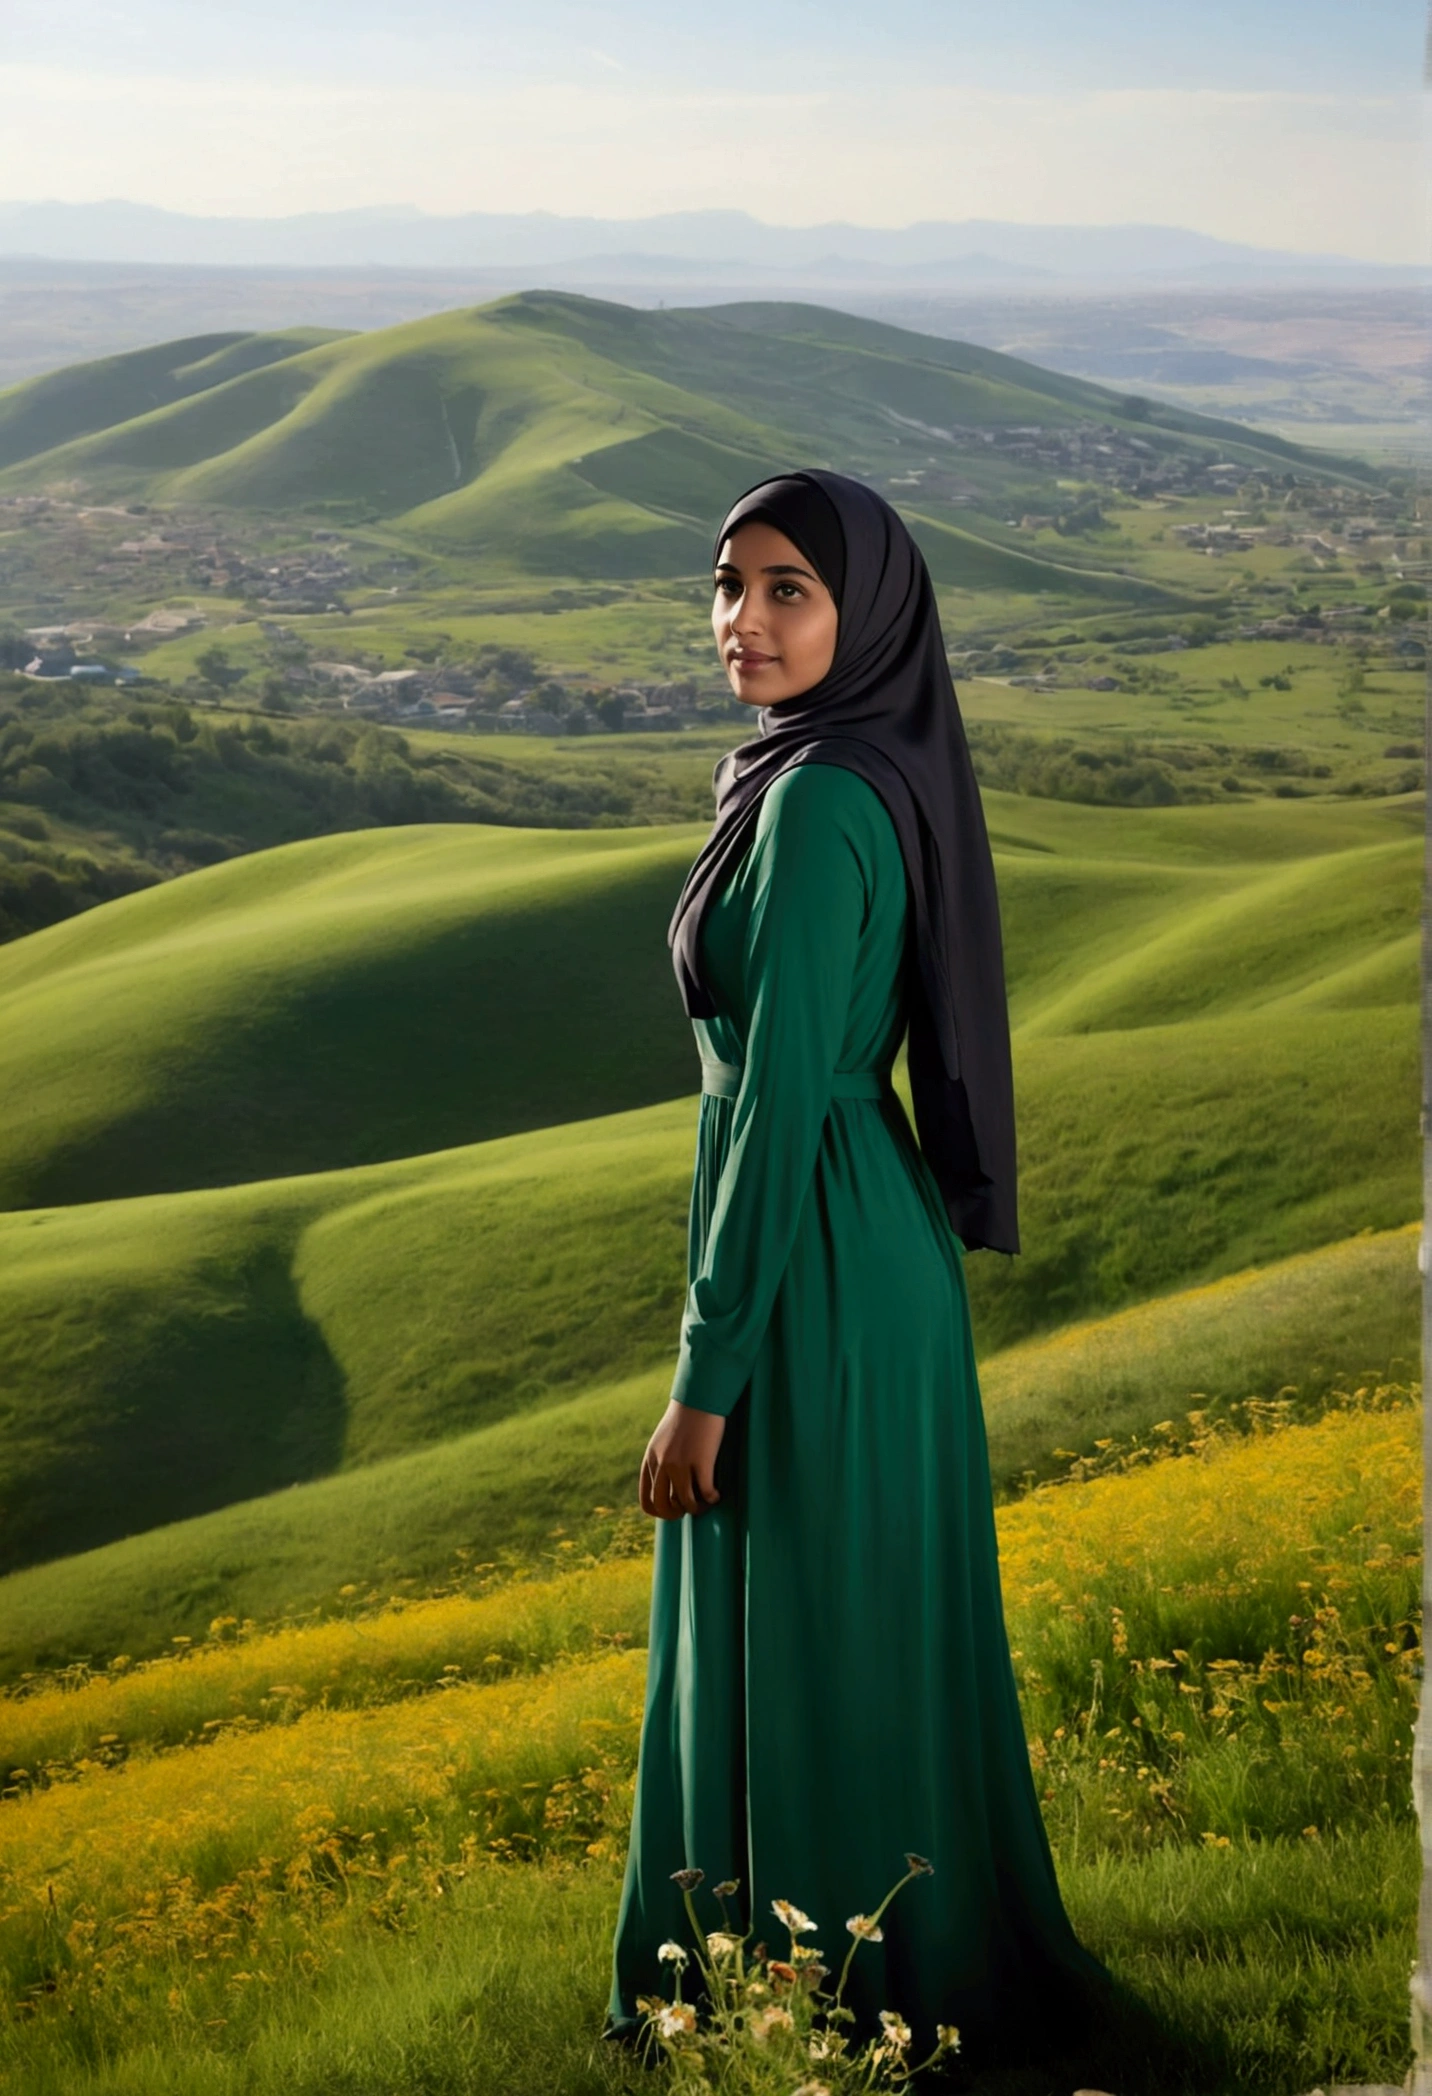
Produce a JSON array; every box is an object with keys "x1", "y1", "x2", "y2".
[{"x1": 731, "y1": 651, "x2": 775, "y2": 668}]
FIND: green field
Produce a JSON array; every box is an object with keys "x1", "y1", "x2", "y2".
[
  {"x1": 0, "y1": 1225, "x2": 1414, "y2": 1680},
  {"x1": 0, "y1": 1400, "x2": 1418, "y2": 2096},
  {"x1": 0, "y1": 792, "x2": 1418, "y2": 2096},
  {"x1": 0, "y1": 299, "x2": 1422, "y2": 2094},
  {"x1": 0, "y1": 295, "x2": 1365, "y2": 568},
  {"x1": 0, "y1": 785, "x2": 1416, "y2": 1583}
]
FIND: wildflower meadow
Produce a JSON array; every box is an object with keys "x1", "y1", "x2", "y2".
[{"x1": 0, "y1": 1386, "x2": 1418, "y2": 2096}]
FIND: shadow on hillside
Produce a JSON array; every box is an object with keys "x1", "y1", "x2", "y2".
[
  {"x1": 3, "y1": 1241, "x2": 347, "y2": 1584},
  {"x1": 930, "y1": 1977, "x2": 1239, "y2": 2096}
]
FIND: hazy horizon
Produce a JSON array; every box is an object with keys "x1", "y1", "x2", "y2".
[{"x1": 1, "y1": 0, "x2": 1423, "y2": 265}]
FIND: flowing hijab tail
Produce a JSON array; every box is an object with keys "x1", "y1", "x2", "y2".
[
  {"x1": 670, "y1": 467, "x2": 1020, "y2": 1256},
  {"x1": 905, "y1": 938, "x2": 1019, "y2": 1258}
]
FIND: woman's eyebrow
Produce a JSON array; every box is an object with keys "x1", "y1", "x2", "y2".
[{"x1": 712, "y1": 561, "x2": 815, "y2": 579}]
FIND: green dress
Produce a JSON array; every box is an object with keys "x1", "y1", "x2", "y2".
[{"x1": 609, "y1": 762, "x2": 1103, "y2": 2056}]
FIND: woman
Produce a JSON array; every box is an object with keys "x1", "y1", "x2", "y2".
[{"x1": 607, "y1": 470, "x2": 1108, "y2": 2063}]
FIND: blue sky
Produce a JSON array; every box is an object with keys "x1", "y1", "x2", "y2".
[
  {"x1": 5, "y1": 0, "x2": 1422, "y2": 92},
  {"x1": 1, "y1": 0, "x2": 1425, "y2": 255}
]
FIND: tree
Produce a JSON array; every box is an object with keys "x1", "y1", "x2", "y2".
[
  {"x1": 595, "y1": 694, "x2": 626, "y2": 732},
  {"x1": 195, "y1": 645, "x2": 246, "y2": 695}
]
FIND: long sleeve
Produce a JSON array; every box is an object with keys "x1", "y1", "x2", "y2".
[{"x1": 669, "y1": 764, "x2": 874, "y2": 1417}]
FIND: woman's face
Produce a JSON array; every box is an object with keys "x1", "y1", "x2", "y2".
[{"x1": 712, "y1": 520, "x2": 839, "y2": 706}]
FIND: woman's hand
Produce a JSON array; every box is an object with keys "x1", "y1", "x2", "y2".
[{"x1": 640, "y1": 1400, "x2": 726, "y2": 1521}]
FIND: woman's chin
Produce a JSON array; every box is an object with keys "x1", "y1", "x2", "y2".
[{"x1": 731, "y1": 671, "x2": 794, "y2": 706}]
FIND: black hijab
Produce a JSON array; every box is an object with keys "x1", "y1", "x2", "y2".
[{"x1": 667, "y1": 468, "x2": 1019, "y2": 1255}]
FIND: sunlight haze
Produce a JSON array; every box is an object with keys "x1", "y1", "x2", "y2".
[{"x1": 0, "y1": 0, "x2": 1424, "y2": 259}]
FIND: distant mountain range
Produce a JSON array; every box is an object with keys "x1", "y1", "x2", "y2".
[{"x1": 0, "y1": 202, "x2": 1419, "y2": 285}]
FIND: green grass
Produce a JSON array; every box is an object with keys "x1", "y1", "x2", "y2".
[
  {"x1": 0, "y1": 995, "x2": 1414, "y2": 1581},
  {"x1": 959, "y1": 644, "x2": 1426, "y2": 764},
  {"x1": 0, "y1": 329, "x2": 345, "y2": 472},
  {"x1": 0, "y1": 1364, "x2": 666, "y2": 1674},
  {"x1": 0, "y1": 1111, "x2": 692, "y2": 1577},
  {"x1": 1013, "y1": 839, "x2": 1419, "y2": 1036},
  {"x1": 1, "y1": 1858, "x2": 655, "y2": 2096},
  {"x1": 0, "y1": 821, "x2": 702, "y2": 1207},
  {"x1": 0, "y1": 681, "x2": 741, "y2": 945},
  {"x1": 0, "y1": 781, "x2": 1415, "y2": 1578},
  {"x1": 978, "y1": 1222, "x2": 1418, "y2": 1488},
  {"x1": 0, "y1": 1404, "x2": 1417, "y2": 2096},
  {"x1": 0, "y1": 1223, "x2": 1413, "y2": 1671},
  {"x1": 0, "y1": 291, "x2": 1348, "y2": 583},
  {"x1": 911, "y1": 506, "x2": 1193, "y2": 602},
  {"x1": 1, "y1": 1831, "x2": 1411, "y2": 2096},
  {"x1": 0, "y1": 787, "x2": 1415, "y2": 1211}
]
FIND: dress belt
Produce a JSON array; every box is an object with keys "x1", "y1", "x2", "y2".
[{"x1": 699, "y1": 1056, "x2": 891, "y2": 1101}]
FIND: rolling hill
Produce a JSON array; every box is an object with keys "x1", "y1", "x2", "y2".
[
  {"x1": 0, "y1": 292, "x2": 1365, "y2": 583},
  {"x1": 0, "y1": 789, "x2": 1415, "y2": 1211},
  {"x1": 0, "y1": 821, "x2": 702, "y2": 1208},
  {"x1": 0, "y1": 789, "x2": 1416, "y2": 1580},
  {"x1": 0, "y1": 295, "x2": 1417, "y2": 2096},
  {"x1": 0, "y1": 1222, "x2": 1413, "y2": 1678}
]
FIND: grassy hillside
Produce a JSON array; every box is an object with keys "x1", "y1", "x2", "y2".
[
  {"x1": 0, "y1": 821, "x2": 701, "y2": 1208},
  {"x1": 0, "y1": 1226, "x2": 1414, "y2": 1676},
  {"x1": 0, "y1": 296, "x2": 1416, "y2": 2096},
  {"x1": 0, "y1": 788, "x2": 1415, "y2": 1210},
  {"x1": 0, "y1": 292, "x2": 1351, "y2": 582},
  {"x1": 0, "y1": 784, "x2": 1415, "y2": 1575},
  {"x1": 0, "y1": 328, "x2": 345, "y2": 472},
  {"x1": 0, "y1": 986, "x2": 1414, "y2": 1575},
  {"x1": 0, "y1": 1401, "x2": 1417, "y2": 2096}
]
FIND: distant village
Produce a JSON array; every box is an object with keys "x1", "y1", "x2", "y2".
[
  {"x1": 0, "y1": 497, "x2": 720, "y2": 730},
  {"x1": 1, "y1": 459, "x2": 1422, "y2": 724}
]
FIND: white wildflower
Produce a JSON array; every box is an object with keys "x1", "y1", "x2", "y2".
[
  {"x1": 878, "y1": 2009, "x2": 912, "y2": 2049},
  {"x1": 656, "y1": 2001, "x2": 697, "y2": 2040},
  {"x1": 657, "y1": 1940, "x2": 688, "y2": 1967},
  {"x1": 772, "y1": 1898, "x2": 818, "y2": 1935},
  {"x1": 937, "y1": 2022, "x2": 962, "y2": 2052},
  {"x1": 706, "y1": 1930, "x2": 743, "y2": 1960},
  {"x1": 845, "y1": 1913, "x2": 884, "y2": 1941}
]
